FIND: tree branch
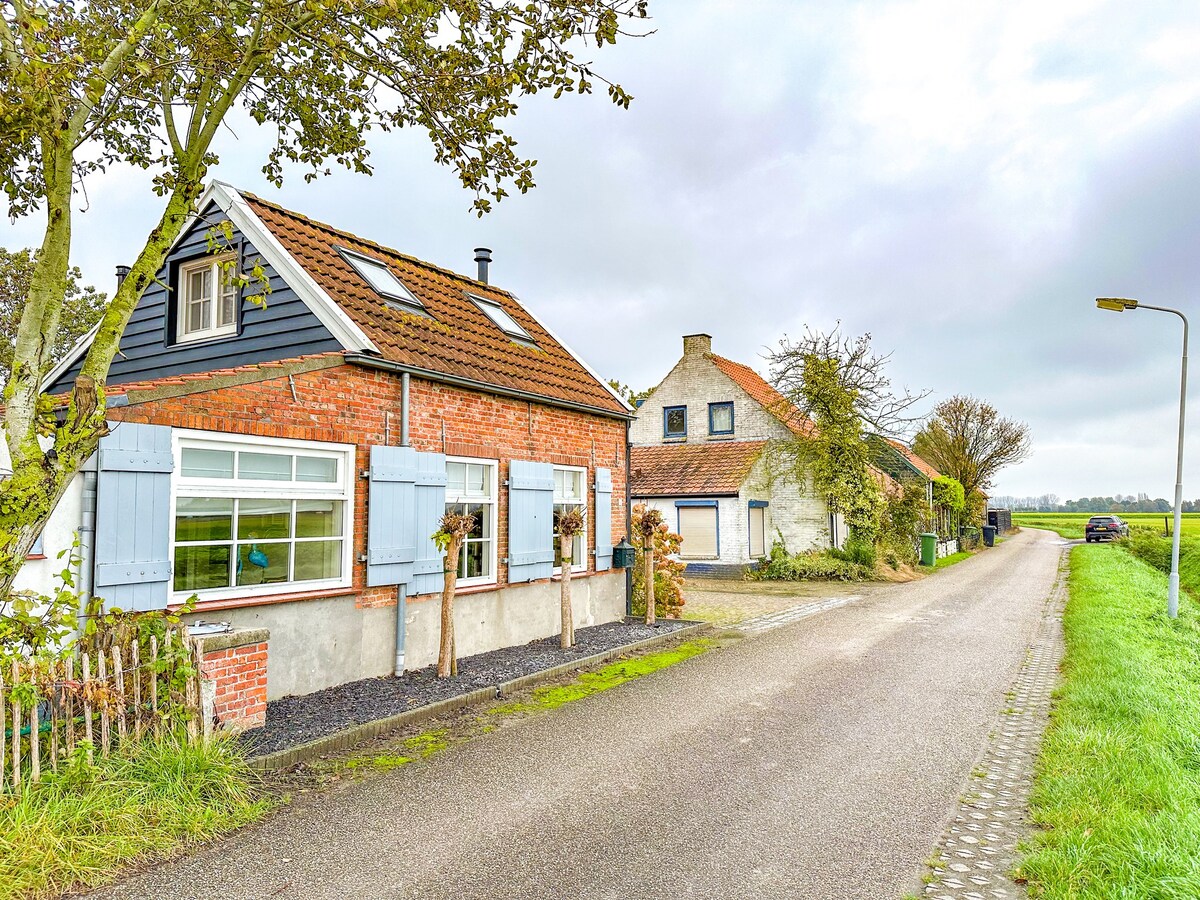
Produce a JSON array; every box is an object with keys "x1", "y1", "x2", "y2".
[{"x1": 65, "y1": 1, "x2": 171, "y2": 143}]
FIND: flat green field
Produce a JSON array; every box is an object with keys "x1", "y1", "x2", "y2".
[{"x1": 1013, "y1": 511, "x2": 1200, "y2": 539}]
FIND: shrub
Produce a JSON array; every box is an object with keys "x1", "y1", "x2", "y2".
[
  {"x1": 843, "y1": 537, "x2": 877, "y2": 569},
  {"x1": 1121, "y1": 529, "x2": 1182, "y2": 572},
  {"x1": 878, "y1": 531, "x2": 917, "y2": 568},
  {"x1": 629, "y1": 503, "x2": 686, "y2": 619},
  {"x1": 750, "y1": 540, "x2": 871, "y2": 582}
]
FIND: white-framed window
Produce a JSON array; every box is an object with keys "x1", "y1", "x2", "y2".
[
  {"x1": 177, "y1": 253, "x2": 239, "y2": 343},
  {"x1": 468, "y1": 292, "x2": 534, "y2": 342},
  {"x1": 170, "y1": 431, "x2": 354, "y2": 601},
  {"x1": 336, "y1": 246, "x2": 426, "y2": 312},
  {"x1": 445, "y1": 457, "x2": 498, "y2": 587},
  {"x1": 553, "y1": 465, "x2": 588, "y2": 574}
]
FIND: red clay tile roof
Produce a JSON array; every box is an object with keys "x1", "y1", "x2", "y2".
[
  {"x1": 707, "y1": 354, "x2": 813, "y2": 436},
  {"x1": 884, "y1": 438, "x2": 942, "y2": 480},
  {"x1": 630, "y1": 441, "x2": 766, "y2": 496},
  {"x1": 242, "y1": 194, "x2": 627, "y2": 417}
]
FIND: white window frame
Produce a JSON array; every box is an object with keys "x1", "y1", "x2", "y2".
[
  {"x1": 177, "y1": 253, "x2": 239, "y2": 344},
  {"x1": 445, "y1": 456, "x2": 499, "y2": 588},
  {"x1": 336, "y1": 246, "x2": 426, "y2": 312},
  {"x1": 553, "y1": 465, "x2": 588, "y2": 575},
  {"x1": 169, "y1": 430, "x2": 355, "y2": 602},
  {"x1": 468, "y1": 292, "x2": 534, "y2": 342}
]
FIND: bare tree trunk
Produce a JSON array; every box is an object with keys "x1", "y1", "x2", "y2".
[
  {"x1": 438, "y1": 535, "x2": 463, "y2": 678},
  {"x1": 0, "y1": 179, "x2": 204, "y2": 598},
  {"x1": 560, "y1": 533, "x2": 574, "y2": 649},
  {"x1": 643, "y1": 535, "x2": 656, "y2": 626}
]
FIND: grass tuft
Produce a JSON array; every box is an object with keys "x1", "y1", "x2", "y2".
[
  {"x1": 934, "y1": 550, "x2": 974, "y2": 568},
  {"x1": 1016, "y1": 544, "x2": 1200, "y2": 897},
  {"x1": 0, "y1": 737, "x2": 269, "y2": 900},
  {"x1": 491, "y1": 639, "x2": 713, "y2": 715}
]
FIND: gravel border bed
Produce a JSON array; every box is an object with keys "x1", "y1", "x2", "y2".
[{"x1": 238, "y1": 619, "x2": 694, "y2": 757}]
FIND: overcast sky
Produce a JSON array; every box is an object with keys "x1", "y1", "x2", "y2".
[{"x1": 7, "y1": 0, "x2": 1200, "y2": 502}]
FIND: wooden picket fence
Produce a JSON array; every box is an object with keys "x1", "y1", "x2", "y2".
[{"x1": 0, "y1": 623, "x2": 204, "y2": 794}]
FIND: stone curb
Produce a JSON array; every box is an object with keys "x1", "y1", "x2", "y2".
[{"x1": 247, "y1": 621, "x2": 711, "y2": 771}]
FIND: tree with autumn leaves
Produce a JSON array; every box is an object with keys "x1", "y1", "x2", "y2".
[{"x1": 0, "y1": 0, "x2": 649, "y2": 601}]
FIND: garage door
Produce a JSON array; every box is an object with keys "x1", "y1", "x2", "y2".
[{"x1": 679, "y1": 506, "x2": 719, "y2": 558}]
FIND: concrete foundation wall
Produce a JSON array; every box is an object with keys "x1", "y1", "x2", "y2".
[
  {"x1": 187, "y1": 571, "x2": 625, "y2": 699},
  {"x1": 186, "y1": 596, "x2": 396, "y2": 700},
  {"x1": 403, "y1": 572, "x2": 625, "y2": 671}
]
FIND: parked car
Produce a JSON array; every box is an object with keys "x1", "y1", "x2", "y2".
[{"x1": 1084, "y1": 515, "x2": 1129, "y2": 542}]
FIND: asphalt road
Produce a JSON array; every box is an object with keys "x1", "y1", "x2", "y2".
[{"x1": 90, "y1": 528, "x2": 1063, "y2": 900}]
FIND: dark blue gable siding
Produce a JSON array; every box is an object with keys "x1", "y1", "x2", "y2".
[{"x1": 47, "y1": 203, "x2": 343, "y2": 393}]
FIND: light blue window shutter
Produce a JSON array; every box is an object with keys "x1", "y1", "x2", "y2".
[
  {"x1": 594, "y1": 467, "x2": 613, "y2": 571},
  {"x1": 367, "y1": 446, "x2": 419, "y2": 587},
  {"x1": 411, "y1": 451, "x2": 448, "y2": 595},
  {"x1": 508, "y1": 460, "x2": 554, "y2": 583},
  {"x1": 94, "y1": 422, "x2": 174, "y2": 611}
]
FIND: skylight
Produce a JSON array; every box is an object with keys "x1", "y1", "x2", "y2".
[
  {"x1": 470, "y1": 294, "x2": 533, "y2": 342},
  {"x1": 337, "y1": 247, "x2": 424, "y2": 311}
]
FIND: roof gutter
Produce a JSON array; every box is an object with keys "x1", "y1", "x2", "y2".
[{"x1": 344, "y1": 353, "x2": 634, "y2": 422}]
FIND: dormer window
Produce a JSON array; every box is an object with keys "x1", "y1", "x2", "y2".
[
  {"x1": 337, "y1": 246, "x2": 425, "y2": 312},
  {"x1": 178, "y1": 253, "x2": 239, "y2": 343},
  {"x1": 469, "y1": 293, "x2": 534, "y2": 343}
]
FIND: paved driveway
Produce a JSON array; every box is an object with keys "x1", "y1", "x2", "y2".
[
  {"x1": 683, "y1": 574, "x2": 881, "y2": 625},
  {"x1": 89, "y1": 528, "x2": 1062, "y2": 900}
]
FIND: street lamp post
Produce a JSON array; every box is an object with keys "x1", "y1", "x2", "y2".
[{"x1": 1096, "y1": 297, "x2": 1189, "y2": 618}]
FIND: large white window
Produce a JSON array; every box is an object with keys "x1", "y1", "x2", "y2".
[
  {"x1": 553, "y1": 466, "x2": 587, "y2": 574},
  {"x1": 171, "y1": 432, "x2": 354, "y2": 600},
  {"x1": 445, "y1": 457, "x2": 498, "y2": 586},
  {"x1": 177, "y1": 253, "x2": 239, "y2": 343}
]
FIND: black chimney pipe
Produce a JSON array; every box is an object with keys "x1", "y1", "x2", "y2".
[
  {"x1": 474, "y1": 248, "x2": 492, "y2": 284},
  {"x1": 115, "y1": 265, "x2": 131, "y2": 288}
]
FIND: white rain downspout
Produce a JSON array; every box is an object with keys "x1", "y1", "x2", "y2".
[
  {"x1": 395, "y1": 372, "x2": 411, "y2": 676},
  {"x1": 77, "y1": 462, "x2": 98, "y2": 634}
]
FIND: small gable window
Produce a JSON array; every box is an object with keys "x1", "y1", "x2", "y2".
[
  {"x1": 338, "y1": 246, "x2": 425, "y2": 312},
  {"x1": 709, "y1": 401, "x2": 734, "y2": 436},
  {"x1": 664, "y1": 406, "x2": 687, "y2": 438},
  {"x1": 178, "y1": 253, "x2": 239, "y2": 343},
  {"x1": 469, "y1": 293, "x2": 533, "y2": 342}
]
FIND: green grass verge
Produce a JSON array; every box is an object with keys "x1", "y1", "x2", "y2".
[
  {"x1": 0, "y1": 737, "x2": 270, "y2": 900},
  {"x1": 933, "y1": 550, "x2": 973, "y2": 569},
  {"x1": 1015, "y1": 544, "x2": 1200, "y2": 897}
]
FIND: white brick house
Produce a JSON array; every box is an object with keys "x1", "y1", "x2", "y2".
[{"x1": 630, "y1": 334, "x2": 837, "y2": 573}]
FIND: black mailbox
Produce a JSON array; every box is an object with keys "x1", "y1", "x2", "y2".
[{"x1": 612, "y1": 537, "x2": 638, "y2": 569}]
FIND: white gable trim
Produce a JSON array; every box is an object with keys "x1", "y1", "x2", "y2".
[
  {"x1": 506, "y1": 292, "x2": 634, "y2": 414},
  {"x1": 209, "y1": 182, "x2": 376, "y2": 354},
  {"x1": 42, "y1": 181, "x2": 377, "y2": 391}
]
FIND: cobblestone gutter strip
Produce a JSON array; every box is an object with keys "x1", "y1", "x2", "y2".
[
  {"x1": 248, "y1": 622, "x2": 711, "y2": 771},
  {"x1": 917, "y1": 552, "x2": 1067, "y2": 900},
  {"x1": 736, "y1": 594, "x2": 863, "y2": 634}
]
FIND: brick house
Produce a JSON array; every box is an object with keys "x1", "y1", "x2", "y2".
[
  {"x1": 629, "y1": 334, "x2": 836, "y2": 574},
  {"x1": 28, "y1": 181, "x2": 632, "y2": 722}
]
